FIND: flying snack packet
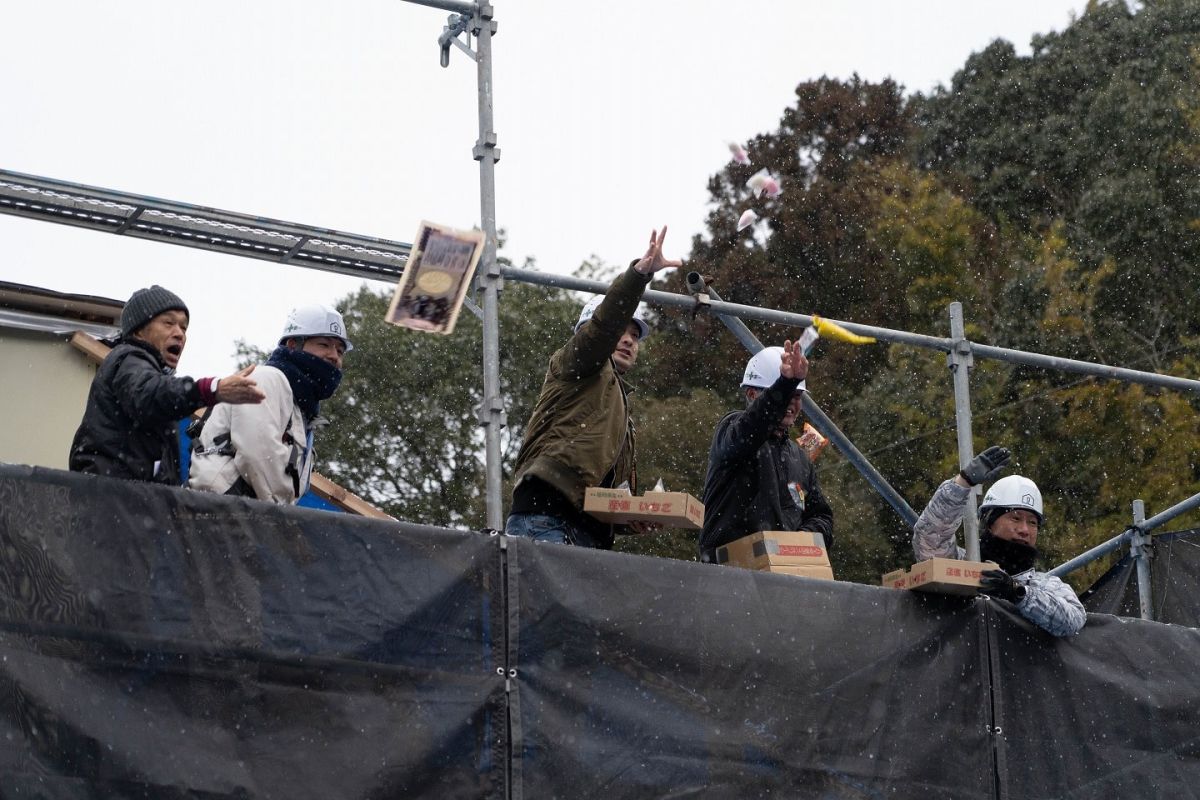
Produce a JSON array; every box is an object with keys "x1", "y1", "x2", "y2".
[
  {"x1": 737, "y1": 209, "x2": 759, "y2": 231},
  {"x1": 728, "y1": 141, "x2": 750, "y2": 165},
  {"x1": 796, "y1": 422, "x2": 830, "y2": 462},
  {"x1": 812, "y1": 314, "x2": 876, "y2": 345},
  {"x1": 798, "y1": 324, "x2": 819, "y2": 356}
]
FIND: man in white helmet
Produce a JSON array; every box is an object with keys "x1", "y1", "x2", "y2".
[
  {"x1": 912, "y1": 446, "x2": 1087, "y2": 637},
  {"x1": 699, "y1": 340, "x2": 833, "y2": 562},
  {"x1": 188, "y1": 304, "x2": 351, "y2": 504},
  {"x1": 506, "y1": 226, "x2": 680, "y2": 547}
]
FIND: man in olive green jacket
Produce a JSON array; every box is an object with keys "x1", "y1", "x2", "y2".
[{"x1": 506, "y1": 226, "x2": 681, "y2": 548}]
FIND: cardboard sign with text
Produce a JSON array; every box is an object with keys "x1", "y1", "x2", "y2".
[
  {"x1": 583, "y1": 488, "x2": 704, "y2": 529},
  {"x1": 715, "y1": 530, "x2": 830, "y2": 570}
]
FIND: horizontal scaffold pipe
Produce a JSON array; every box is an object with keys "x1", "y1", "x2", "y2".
[
  {"x1": 1048, "y1": 491, "x2": 1200, "y2": 578},
  {"x1": 501, "y1": 267, "x2": 949, "y2": 351},
  {"x1": 501, "y1": 268, "x2": 1200, "y2": 394},
  {"x1": 0, "y1": 169, "x2": 412, "y2": 283},
  {"x1": 1048, "y1": 530, "x2": 1133, "y2": 578},
  {"x1": 1140, "y1": 490, "x2": 1200, "y2": 536},
  {"x1": 400, "y1": 0, "x2": 479, "y2": 16},
  {"x1": 970, "y1": 343, "x2": 1200, "y2": 393}
]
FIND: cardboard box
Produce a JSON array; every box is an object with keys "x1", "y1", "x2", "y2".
[
  {"x1": 715, "y1": 530, "x2": 830, "y2": 570},
  {"x1": 881, "y1": 558, "x2": 998, "y2": 596},
  {"x1": 760, "y1": 564, "x2": 836, "y2": 582},
  {"x1": 881, "y1": 568, "x2": 908, "y2": 589},
  {"x1": 583, "y1": 488, "x2": 704, "y2": 529}
]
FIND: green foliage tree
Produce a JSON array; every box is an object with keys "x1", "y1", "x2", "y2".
[
  {"x1": 915, "y1": 0, "x2": 1200, "y2": 364},
  {"x1": 642, "y1": 75, "x2": 916, "y2": 414}
]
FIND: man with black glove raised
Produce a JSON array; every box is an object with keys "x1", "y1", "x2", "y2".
[{"x1": 912, "y1": 446, "x2": 1086, "y2": 637}]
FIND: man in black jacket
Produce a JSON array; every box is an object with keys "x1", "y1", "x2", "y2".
[
  {"x1": 69, "y1": 285, "x2": 265, "y2": 485},
  {"x1": 699, "y1": 340, "x2": 834, "y2": 562}
]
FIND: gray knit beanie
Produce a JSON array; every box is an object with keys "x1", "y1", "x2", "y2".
[{"x1": 120, "y1": 285, "x2": 189, "y2": 337}]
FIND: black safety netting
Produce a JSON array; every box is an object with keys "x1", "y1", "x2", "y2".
[
  {"x1": 1082, "y1": 528, "x2": 1200, "y2": 628},
  {"x1": 1, "y1": 464, "x2": 1198, "y2": 799}
]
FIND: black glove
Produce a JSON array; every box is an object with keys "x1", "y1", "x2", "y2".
[
  {"x1": 979, "y1": 569, "x2": 1027, "y2": 603},
  {"x1": 960, "y1": 446, "x2": 1011, "y2": 486}
]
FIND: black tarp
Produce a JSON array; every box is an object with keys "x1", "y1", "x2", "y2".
[
  {"x1": 1, "y1": 464, "x2": 1199, "y2": 798},
  {"x1": 1080, "y1": 529, "x2": 1200, "y2": 629}
]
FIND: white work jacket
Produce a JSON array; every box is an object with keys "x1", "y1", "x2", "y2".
[{"x1": 188, "y1": 365, "x2": 314, "y2": 504}]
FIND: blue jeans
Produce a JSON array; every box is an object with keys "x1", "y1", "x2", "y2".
[{"x1": 505, "y1": 512, "x2": 599, "y2": 548}]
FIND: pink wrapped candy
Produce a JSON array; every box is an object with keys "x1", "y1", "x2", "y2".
[
  {"x1": 727, "y1": 141, "x2": 750, "y2": 165},
  {"x1": 737, "y1": 209, "x2": 759, "y2": 232}
]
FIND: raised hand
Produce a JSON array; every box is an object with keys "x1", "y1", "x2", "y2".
[
  {"x1": 632, "y1": 226, "x2": 684, "y2": 275},
  {"x1": 779, "y1": 339, "x2": 809, "y2": 382},
  {"x1": 960, "y1": 445, "x2": 1011, "y2": 486}
]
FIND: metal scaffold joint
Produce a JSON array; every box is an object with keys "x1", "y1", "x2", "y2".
[
  {"x1": 946, "y1": 337, "x2": 974, "y2": 370},
  {"x1": 473, "y1": 257, "x2": 503, "y2": 291},
  {"x1": 472, "y1": 3, "x2": 497, "y2": 34},
  {"x1": 472, "y1": 132, "x2": 500, "y2": 163},
  {"x1": 476, "y1": 397, "x2": 507, "y2": 428},
  {"x1": 439, "y1": 13, "x2": 475, "y2": 67}
]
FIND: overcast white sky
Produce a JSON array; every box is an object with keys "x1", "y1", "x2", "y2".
[{"x1": 1, "y1": 0, "x2": 1087, "y2": 376}]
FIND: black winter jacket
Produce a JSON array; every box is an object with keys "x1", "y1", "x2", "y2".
[
  {"x1": 69, "y1": 338, "x2": 204, "y2": 485},
  {"x1": 699, "y1": 375, "x2": 834, "y2": 561}
]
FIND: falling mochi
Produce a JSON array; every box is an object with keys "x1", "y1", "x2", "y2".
[
  {"x1": 746, "y1": 168, "x2": 782, "y2": 198},
  {"x1": 727, "y1": 142, "x2": 750, "y2": 165},
  {"x1": 737, "y1": 209, "x2": 759, "y2": 231}
]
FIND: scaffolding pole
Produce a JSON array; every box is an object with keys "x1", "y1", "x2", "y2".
[
  {"x1": 0, "y1": 170, "x2": 411, "y2": 281},
  {"x1": 468, "y1": 3, "x2": 505, "y2": 531},
  {"x1": 499, "y1": 268, "x2": 1200, "y2": 394},
  {"x1": 1131, "y1": 500, "x2": 1153, "y2": 621},
  {"x1": 948, "y1": 303, "x2": 982, "y2": 560}
]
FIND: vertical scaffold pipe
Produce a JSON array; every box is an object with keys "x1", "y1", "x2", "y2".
[
  {"x1": 1132, "y1": 499, "x2": 1154, "y2": 621},
  {"x1": 474, "y1": 3, "x2": 504, "y2": 530},
  {"x1": 948, "y1": 303, "x2": 981, "y2": 561}
]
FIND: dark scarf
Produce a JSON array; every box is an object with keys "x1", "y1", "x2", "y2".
[
  {"x1": 980, "y1": 531, "x2": 1038, "y2": 575},
  {"x1": 266, "y1": 346, "x2": 342, "y2": 420}
]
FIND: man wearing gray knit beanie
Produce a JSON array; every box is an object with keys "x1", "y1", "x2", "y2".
[{"x1": 69, "y1": 285, "x2": 265, "y2": 485}]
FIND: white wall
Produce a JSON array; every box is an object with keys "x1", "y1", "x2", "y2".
[{"x1": 0, "y1": 329, "x2": 95, "y2": 470}]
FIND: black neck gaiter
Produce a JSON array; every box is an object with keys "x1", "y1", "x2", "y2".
[{"x1": 979, "y1": 531, "x2": 1037, "y2": 575}]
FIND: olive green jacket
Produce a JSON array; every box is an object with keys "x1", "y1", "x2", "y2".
[{"x1": 510, "y1": 264, "x2": 651, "y2": 511}]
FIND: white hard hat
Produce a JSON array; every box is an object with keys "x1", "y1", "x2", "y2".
[
  {"x1": 279, "y1": 304, "x2": 354, "y2": 352},
  {"x1": 741, "y1": 346, "x2": 806, "y2": 392},
  {"x1": 575, "y1": 295, "x2": 650, "y2": 340},
  {"x1": 980, "y1": 475, "x2": 1044, "y2": 525}
]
